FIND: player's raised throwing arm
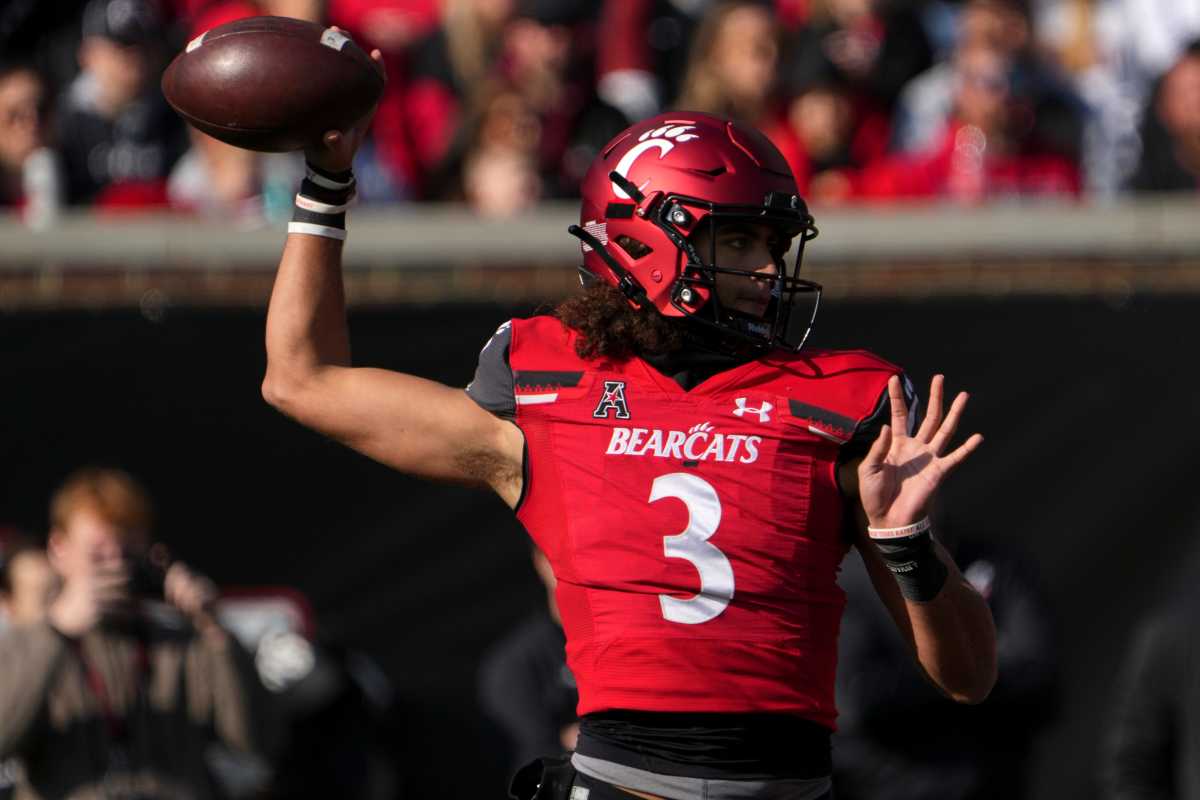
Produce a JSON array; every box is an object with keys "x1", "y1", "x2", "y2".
[
  {"x1": 261, "y1": 77, "x2": 524, "y2": 507},
  {"x1": 842, "y1": 375, "x2": 997, "y2": 704}
]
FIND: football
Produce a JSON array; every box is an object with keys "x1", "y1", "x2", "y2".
[{"x1": 161, "y1": 16, "x2": 384, "y2": 152}]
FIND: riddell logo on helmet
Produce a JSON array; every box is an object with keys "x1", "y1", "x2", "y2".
[
  {"x1": 611, "y1": 123, "x2": 700, "y2": 199},
  {"x1": 605, "y1": 422, "x2": 761, "y2": 464}
]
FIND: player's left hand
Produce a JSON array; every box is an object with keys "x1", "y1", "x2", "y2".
[{"x1": 857, "y1": 374, "x2": 983, "y2": 528}]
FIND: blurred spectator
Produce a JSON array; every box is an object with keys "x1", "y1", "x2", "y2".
[
  {"x1": 327, "y1": 0, "x2": 442, "y2": 52},
  {"x1": 168, "y1": 129, "x2": 264, "y2": 218},
  {"x1": 1102, "y1": 577, "x2": 1200, "y2": 798},
  {"x1": 834, "y1": 530, "x2": 1059, "y2": 800},
  {"x1": 893, "y1": 0, "x2": 1083, "y2": 167},
  {"x1": 56, "y1": 0, "x2": 186, "y2": 208},
  {"x1": 402, "y1": 0, "x2": 517, "y2": 196},
  {"x1": 1032, "y1": 0, "x2": 1144, "y2": 195},
  {"x1": 766, "y1": 36, "x2": 893, "y2": 204},
  {"x1": 479, "y1": 548, "x2": 578, "y2": 776},
  {"x1": 0, "y1": 535, "x2": 56, "y2": 629},
  {"x1": 1128, "y1": 40, "x2": 1200, "y2": 193},
  {"x1": 1100, "y1": 0, "x2": 1200, "y2": 82},
  {"x1": 0, "y1": 0, "x2": 91, "y2": 96},
  {"x1": 0, "y1": 62, "x2": 61, "y2": 228},
  {"x1": 0, "y1": 467, "x2": 275, "y2": 800},
  {"x1": 865, "y1": 38, "x2": 1082, "y2": 201},
  {"x1": 789, "y1": 0, "x2": 933, "y2": 113},
  {"x1": 436, "y1": 1, "x2": 624, "y2": 212},
  {"x1": 594, "y1": 0, "x2": 811, "y2": 126},
  {"x1": 453, "y1": 85, "x2": 545, "y2": 214},
  {"x1": 675, "y1": 1, "x2": 780, "y2": 125},
  {"x1": 327, "y1": 0, "x2": 442, "y2": 202}
]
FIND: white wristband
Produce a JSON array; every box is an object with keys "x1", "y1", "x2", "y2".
[
  {"x1": 287, "y1": 221, "x2": 347, "y2": 241},
  {"x1": 867, "y1": 516, "x2": 932, "y2": 540},
  {"x1": 295, "y1": 193, "x2": 351, "y2": 214}
]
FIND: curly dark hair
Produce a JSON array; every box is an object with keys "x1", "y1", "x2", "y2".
[{"x1": 554, "y1": 283, "x2": 684, "y2": 361}]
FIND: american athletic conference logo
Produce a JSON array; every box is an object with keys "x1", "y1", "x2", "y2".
[
  {"x1": 610, "y1": 123, "x2": 699, "y2": 199},
  {"x1": 593, "y1": 380, "x2": 631, "y2": 419}
]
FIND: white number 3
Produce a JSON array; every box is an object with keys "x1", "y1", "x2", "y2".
[{"x1": 649, "y1": 473, "x2": 735, "y2": 624}]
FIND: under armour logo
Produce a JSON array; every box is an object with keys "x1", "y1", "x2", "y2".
[
  {"x1": 732, "y1": 397, "x2": 773, "y2": 423},
  {"x1": 593, "y1": 380, "x2": 631, "y2": 419}
]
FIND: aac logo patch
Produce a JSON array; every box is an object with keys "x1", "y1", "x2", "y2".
[{"x1": 593, "y1": 380, "x2": 631, "y2": 419}]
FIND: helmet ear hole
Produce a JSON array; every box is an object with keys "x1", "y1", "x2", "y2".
[{"x1": 614, "y1": 235, "x2": 653, "y2": 260}]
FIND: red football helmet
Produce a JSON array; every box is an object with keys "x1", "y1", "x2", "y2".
[{"x1": 570, "y1": 111, "x2": 821, "y2": 352}]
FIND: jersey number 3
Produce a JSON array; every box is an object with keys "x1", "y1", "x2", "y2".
[{"x1": 649, "y1": 473, "x2": 735, "y2": 624}]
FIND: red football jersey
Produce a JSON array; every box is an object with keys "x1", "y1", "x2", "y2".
[{"x1": 505, "y1": 316, "x2": 901, "y2": 730}]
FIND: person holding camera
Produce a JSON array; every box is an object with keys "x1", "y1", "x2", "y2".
[{"x1": 0, "y1": 468, "x2": 274, "y2": 800}]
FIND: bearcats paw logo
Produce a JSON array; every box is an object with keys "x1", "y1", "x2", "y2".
[{"x1": 611, "y1": 122, "x2": 700, "y2": 199}]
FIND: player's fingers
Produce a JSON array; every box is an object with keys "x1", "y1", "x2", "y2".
[
  {"x1": 930, "y1": 391, "x2": 970, "y2": 454},
  {"x1": 915, "y1": 374, "x2": 944, "y2": 443},
  {"x1": 861, "y1": 424, "x2": 892, "y2": 469},
  {"x1": 887, "y1": 375, "x2": 909, "y2": 437},
  {"x1": 938, "y1": 432, "x2": 983, "y2": 472},
  {"x1": 369, "y1": 48, "x2": 387, "y2": 81}
]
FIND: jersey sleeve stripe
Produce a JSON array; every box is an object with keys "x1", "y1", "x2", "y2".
[{"x1": 514, "y1": 371, "x2": 584, "y2": 389}]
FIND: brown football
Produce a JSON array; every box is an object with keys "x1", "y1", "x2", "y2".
[{"x1": 161, "y1": 16, "x2": 384, "y2": 152}]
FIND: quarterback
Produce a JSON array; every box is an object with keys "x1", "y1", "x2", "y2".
[{"x1": 263, "y1": 110, "x2": 996, "y2": 799}]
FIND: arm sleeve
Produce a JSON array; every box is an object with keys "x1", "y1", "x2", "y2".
[
  {"x1": 843, "y1": 371, "x2": 919, "y2": 461},
  {"x1": 465, "y1": 321, "x2": 516, "y2": 420},
  {"x1": 0, "y1": 623, "x2": 69, "y2": 757}
]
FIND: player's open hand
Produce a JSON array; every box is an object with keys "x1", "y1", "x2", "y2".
[
  {"x1": 857, "y1": 374, "x2": 983, "y2": 528},
  {"x1": 305, "y1": 41, "x2": 385, "y2": 173}
]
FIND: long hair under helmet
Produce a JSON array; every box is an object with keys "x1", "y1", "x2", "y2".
[{"x1": 569, "y1": 111, "x2": 821, "y2": 353}]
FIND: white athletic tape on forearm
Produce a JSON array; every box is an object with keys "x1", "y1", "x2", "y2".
[
  {"x1": 867, "y1": 516, "x2": 932, "y2": 540},
  {"x1": 294, "y1": 194, "x2": 351, "y2": 214},
  {"x1": 287, "y1": 221, "x2": 347, "y2": 240}
]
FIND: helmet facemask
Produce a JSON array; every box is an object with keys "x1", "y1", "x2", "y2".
[{"x1": 653, "y1": 192, "x2": 822, "y2": 354}]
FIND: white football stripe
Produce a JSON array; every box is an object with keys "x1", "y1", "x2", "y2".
[{"x1": 516, "y1": 393, "x2": 559, "y2": 405}]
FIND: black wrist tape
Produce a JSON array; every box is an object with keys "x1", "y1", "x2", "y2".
[
  {"x1": 299, "y1": 177, "x2": 355, "y2": 206},
  {"x1": 291, "y1": 206, "x2": 346, "y2": 229},
  {"x1": 305, "y1": 160, "x2": 354, "y2": 186},
  {"x1": 873, "y1": 531, "x2": 948, "y2": 602}
]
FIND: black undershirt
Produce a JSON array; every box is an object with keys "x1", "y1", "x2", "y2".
[{"x1": 576, "y1": 711, "x2": 832, "y2": 780}]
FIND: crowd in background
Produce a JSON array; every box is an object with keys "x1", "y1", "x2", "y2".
[{"x1": 2, "y1": 0, "x2": 1200, "y2": 226}]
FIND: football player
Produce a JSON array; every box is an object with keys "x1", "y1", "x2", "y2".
[{"x1": 265, "y1": 107, "x2": 996, "y2": 799}]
